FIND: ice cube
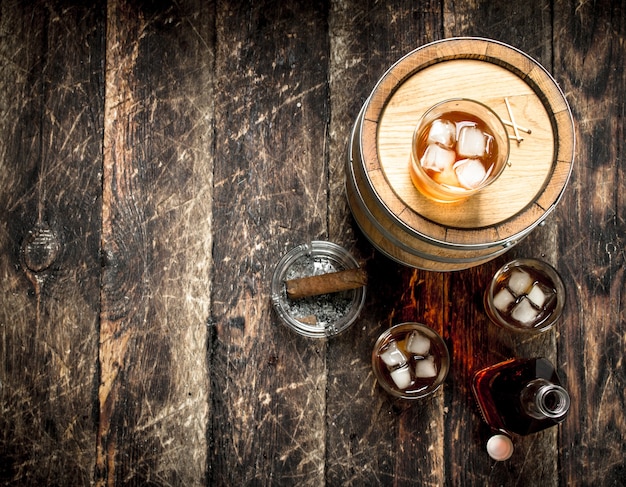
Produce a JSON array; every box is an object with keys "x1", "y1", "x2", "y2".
[
  {"x1": 527, "y1": 282, "x2": 556, "y2": 309},
  {"x1": 379, "y1": 341, "x2": 407, "y2": 368},
  {"x1": 415, "y1": 355, "x2": 437, "y2": 378},
  {"x1": 457, "y1": 125, "x2": 487, "y2": 158},
  {"x1": 455, "y1": 120, "x2": 476, "y2": 139},
  {"x1": 390, "y1": 364, "x2": 412, "y2": 389},
  {"x1": 405, "y1": 331, "x2": 430, "y2": 356},
  {"x1": 493, "y1": 287, "x2": 515, "y2": 313},
  {"x1": 511, "y1": 297, "x2": 540, "y2": 325},
  {"x1": 484, "y1": 133, "x2": 495, "y2": 156},
  {"x1": 454, "y1": 158, "x2": 487, "y2": 189},
  {"x1": 420, "y1": 144, "x2": 456, "y2": 173},
  {"x1": 507, "y1": 269, "x2": 533, "y2": 296},
  {"x1": 427, "y1": 119, "x2": 456, "y2": 149}
]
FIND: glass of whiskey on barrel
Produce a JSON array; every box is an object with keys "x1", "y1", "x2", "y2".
[
  {"x1": 484, "y1": 258, "x2": 566, "y2": 334},
  {"x1": 409, "y1": 98, "x2": 510, "y2": 202}
]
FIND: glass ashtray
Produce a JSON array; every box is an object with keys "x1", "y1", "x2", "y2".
[{"x1": 271, "y1": 241, "x2": 366, "y2": 338}]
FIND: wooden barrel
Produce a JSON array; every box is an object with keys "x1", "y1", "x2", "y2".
[{"x1": 345, "y1": 37, "x2": 575, "y2": 271}]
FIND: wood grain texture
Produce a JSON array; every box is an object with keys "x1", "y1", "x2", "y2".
[
  {"x1": 553, "y1": 0, "x2": 626, "y2": 483},
  {"x1": 442, "y1": 1, "x2": 561, "y2": 486},
  {"x1": 326, "y1": 2, "x2": 448, "y2": 485},
  {"x1": 208, "y1": 1, "x2": 330, "y2": 485},
  {"x1": 0, "y1": 2, "x2": 104, "y2": 484},
  {"x1": 98, "y1": 0, "x2": 213, "y2": 484}
]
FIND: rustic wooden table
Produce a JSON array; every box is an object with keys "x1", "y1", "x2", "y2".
[{"x1": 1, "y1": 1, "x2": 624, "y2": 485}]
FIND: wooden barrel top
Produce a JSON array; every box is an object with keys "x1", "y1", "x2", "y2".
[{"x1": 359, "y1": 37, "x2": 575, "y2": 247}]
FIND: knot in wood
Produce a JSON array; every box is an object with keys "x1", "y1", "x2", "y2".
[{"x1": 22, "y1": 224, "x2": 61, "y2": 273}]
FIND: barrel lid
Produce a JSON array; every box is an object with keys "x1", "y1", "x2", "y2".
[{"x1": 360, "y1": 37, "x2": 575, "y2": 247}]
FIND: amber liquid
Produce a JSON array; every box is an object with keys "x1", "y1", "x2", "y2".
[
  {"x1": 490, "y1": 264, "x2": 558, "y2": 330},
  {"x1": 375, "y1": 328, "x2": 448, "y2": 396},
  {"x1": 415, "y1": 110, "x2": 500, "y2": 187},
  {"x1": 472, "y1": 358, "x2": 568, "y2": 436}
]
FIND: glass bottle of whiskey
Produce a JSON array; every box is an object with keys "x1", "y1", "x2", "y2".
[{"x1": 472, "y1": 357, "x2": 570, "y2": 436}]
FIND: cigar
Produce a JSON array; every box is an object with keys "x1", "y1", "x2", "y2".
[{"x1": 285, "y1": 267, "x2": 367, "y2": 300}]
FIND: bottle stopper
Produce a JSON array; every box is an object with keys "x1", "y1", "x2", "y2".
[{"x1": 486, "y1": 434, "x2": 514, "y2": 461}]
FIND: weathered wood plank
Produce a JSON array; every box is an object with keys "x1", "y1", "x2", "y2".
[
  {"x1": 327, "y1": 2, "x2": 446, "y2": 485},
  {"x1": 443, "y1": 0, "x2": 553, "y2": 66},
  {"x1": 329, "y1": 0, "x2": 444, "y2": 243},
  {"x1": 0, "y1": 1, "x2": 104, "y2": 484},
  {"x1": 552, "y1": 0, "x2": 626, "y2": 484},
  {"x1": 443, "y1": 1, "x2": 561, "y2": 485},
  {"x1": 98, "y1": 1, "x2": 213, "y2": 484},
  {"x1": 208, "y1": 1, "x2": 331, "y2": 485}
]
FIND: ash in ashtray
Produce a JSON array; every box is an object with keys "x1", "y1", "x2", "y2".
[{"x1": 282, "y1": 255, "x2": 353, "y2": 328}]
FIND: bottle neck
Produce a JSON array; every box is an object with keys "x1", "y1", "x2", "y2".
[{"x1": 520, "y1": 378, "x2": 570, "y2": 420}]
